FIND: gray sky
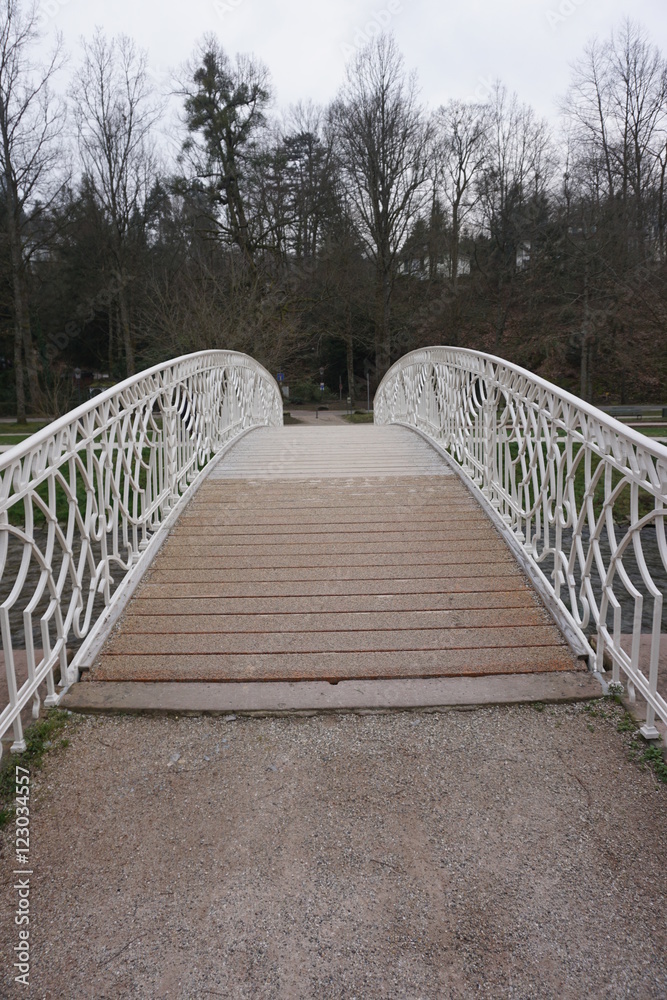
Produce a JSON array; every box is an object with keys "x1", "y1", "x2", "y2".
[{"x1": 40, "y1": 0, "x2": 667, "y2": 127}]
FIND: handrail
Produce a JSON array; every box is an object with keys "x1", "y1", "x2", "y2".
[
  {"x1": 375, "y1": 347, "x2": 667, "y2": 736},
  {"x1": 0, "y1": 351, "x2": 282, "y2": 754}
]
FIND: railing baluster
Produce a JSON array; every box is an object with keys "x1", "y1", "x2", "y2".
[
  {"x1": 0, "y1": 352, "x2": 282, "y2": 755},
  {"x1": 376, "y1": 346, "x2": 667, "y2": 733}
]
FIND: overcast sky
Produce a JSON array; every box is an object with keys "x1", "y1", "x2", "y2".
[{"x1": 39, "y1": 0, "x2": 667, "y2": 127}]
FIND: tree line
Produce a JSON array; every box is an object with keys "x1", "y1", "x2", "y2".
[{"x1": 1, "y1": 1, "x2": 666, "y2": 420}]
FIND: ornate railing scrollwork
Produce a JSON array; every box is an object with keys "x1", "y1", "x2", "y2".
[
  {"x1": 0, "y1": 351, "x2": 282, "y2": 754},
  {"x1": 375, "y1": 347, "x2": 667, "y2": 736}
]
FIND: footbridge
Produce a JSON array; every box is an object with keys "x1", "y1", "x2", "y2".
[{"x1": 1, "y1": 349, "x2": 666, "y2": 752}]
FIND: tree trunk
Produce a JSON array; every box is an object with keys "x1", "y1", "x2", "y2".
[
  {"x1": 11, "y1": 267, "x2": 40, "y2": 417},
  {"x1": 451, "y1": 199, "x2": 460, "y2": 295},
  {"x1": 374, "y1": 275, "x2": 383, "y2": 375},
  {"x1": 346, "y1": 332, "x2": 355, "y2": 407},
  {"x1": 450, "y1": 289, "x2": 461, "y2": 346},
  {"x1": 658, "y1": 151, "x2": 666, "y2": 263},
  {"x1": 225, "y1": 137, "x2": 256, "y2": 273},
  {"x1": 108, "y1": 305, "x2": 114, "y2": 375},
  {"x1": 580, "y1": 335, "x2": 589, "y2": 402},
  {"x1": 494, "y1": 276, "x2": 510, "y2": 353},
  {"x1": 13, "y1": 321, "x2": 26, "y2": 424},
  {"x1": 117, "y1": 280, "x2": 135, "y2": 376},
  {"x1": 6, "y1": 206, "x2": 39, "y2": 417},
  {"x1": 580, "y1": 266, "x2": 591, "y2": 402},
  {"x1": 374, "y1": 265, "x2": 392, "y2": 376},
  {"x1": 428, "y1": 183, "x2": 439, "y2": 282},
  {"x1": 20, "y1": 280, "x2": 40, "y2": 408}
]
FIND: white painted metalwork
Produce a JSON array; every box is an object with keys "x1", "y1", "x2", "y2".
[
  {"x1": 375, "y1": 347, "x2": 667, "y2": 736},
  {"x1": 0, "y1": 351, "x2": 282, "y2": 754}
]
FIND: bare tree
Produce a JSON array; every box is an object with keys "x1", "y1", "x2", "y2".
[
  {"x1": 71, "y1": 29, "x2": 162, "y2": 376},
  {"x1": 657, "y1": 136, "x2": 667, "y2": 260},
  {"x1": 565, "y1": 38, "x2": 617, "y2": 203},
  {"x1": 0, "y1": 0, "x2": 65, "y2": 420},
  {"x1": 477, "y1": 83, "x2": 554, "y2": 349},
  {"x1": 562, "y1": 20, "x2": 667, "y2": 399},
  {"x1": 565, "y1": 20, "x2": 667, "y2": 241},
  {"x1": 329, "y1": 34, "x2": 430, "y2": 374},
  {"x1": 432, "y1": 99, "x2": 489, "y2": 293}
]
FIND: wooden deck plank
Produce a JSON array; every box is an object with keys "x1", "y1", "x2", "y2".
[
  {"x1": 126, "y1": 591, "x2": 539, "y2": 616},
  {"x1": 89, "y1": 427, "x2": 582, "y2": 685},
  {"x1": 134, "y1": 578, "x2": 544, "y2": 599},
  {"x1": 144, "y1": 563, "x2": 522, "y2": 582},
  {"x1": 105, "y1": 625, "x2": 567, "y2": 655},
  {"x1": 92, "y1": 648, "x2": 578, "y2": 683},
  {"x1": 166, "y1": 526, "x2": 493, "y2": 542},
  {"x1": 118, "y1": 608, "x2": 548, "y2": 633},
  {"x1": 154, "y1": 546, "x2": 511, "y2": 567}
]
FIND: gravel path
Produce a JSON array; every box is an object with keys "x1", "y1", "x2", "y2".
[{"x1": 1, "y1": 701, "x2": 666, "y2": 999}]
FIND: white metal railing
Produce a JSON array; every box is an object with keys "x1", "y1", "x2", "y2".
[
  {"x1": 375, "y1": 347, "x2": 667, "y2": 736},
  {"x1": 0, "y1": 351, "x2": 282, "y2": 753}
]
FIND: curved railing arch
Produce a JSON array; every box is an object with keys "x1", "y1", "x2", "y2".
[
  {"x1": 375, "y1": 347, "x2": 667, "y2": 735},
  {"x1": 0, "y1": 351, "x2": 282, "y2": 753}
]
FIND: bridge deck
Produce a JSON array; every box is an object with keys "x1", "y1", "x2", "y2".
[{"x1": 89, "y1": 425, "x2": 581, "y2": 685}]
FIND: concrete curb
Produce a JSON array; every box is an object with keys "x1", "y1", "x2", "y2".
[{"x1": 62, "y1": 670, "x2": 604, "y2": 717}]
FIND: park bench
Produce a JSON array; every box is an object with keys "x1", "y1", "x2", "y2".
[{"x1": 600, "y1": 404, "x2": 667, "y2": 421}]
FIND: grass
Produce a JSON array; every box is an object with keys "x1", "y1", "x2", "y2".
[
  {"x1": 616, "y1": 713, "x2": 637, "y2": 733},
  {"x1": 0, "y1": 422, "x2": 51, "y2": 436},
  {"x1": 0, "y1": 709, "x2": 75, "y2": 828},
  {"x1": 5, "y1": 442, "x2": 155, "y2": 529},
  {"x1": 596, "y1": 694, "x2": 667, "y2": 784},
  {"x1": 0, "y1": 414, "x2": 100, "y2": 527},
  {"x1": 562, "y1": 447, "x2": 654, "y2": 524},
  {"x1": 576, "y1": 697, "x2": 667, "y2": 784},
  {"x1": 496, "y1": 437, "x2": 656, "y2": 525},
  {"x1": 0, "y1": 435, "x2": 36, "y2": 446},
  {"x1": 635, "y1": 744, "x2": 667, "y2": 782},
  {"x1": 343, "y1": 412, "x2": 374, "y2": 424},
  {"x1": 632, "y1": 426, "x2": 667, "y2": 439},
  {"x1": 0, "y1": 423, "x2": 52, "y2": 449},
  {"x1": 6, "y1": 461, "x2": 104, "y2": 528}
]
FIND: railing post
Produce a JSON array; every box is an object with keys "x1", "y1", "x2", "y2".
[{"x1": 1, "y1": 609, "x2": 25, "y2": 753}]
